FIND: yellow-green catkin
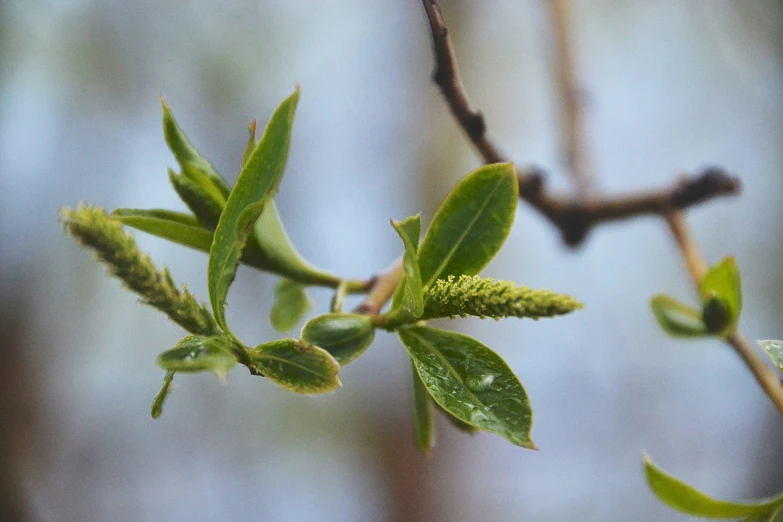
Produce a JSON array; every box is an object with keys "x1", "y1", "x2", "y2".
[
  {"x1": 61, "y1": 205, "x2": 217, "y2": 336},
  {"x1": 422, "y1": 275, "x2": 582, "y2": 320}
]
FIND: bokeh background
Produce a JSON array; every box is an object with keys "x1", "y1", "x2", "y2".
[{"x1": 1, "y1": 1, "x2": 782, "y2": 520}]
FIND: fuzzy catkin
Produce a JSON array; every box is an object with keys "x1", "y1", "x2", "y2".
[
  {"x1": 422, "y1": 275, "x2": 582, "y2": 320},
  {"x1": 61, "y1": 205, "x2": 217, "y2": 336}
]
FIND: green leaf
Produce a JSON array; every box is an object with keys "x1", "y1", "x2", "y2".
[
  {"x1": 417, "y1": 163, "x2": 518, "y2": 288},
  {"x1": 242, "y1": 118, "x2": 258, "y2": 168},
  {"x1": 385, "y1": 215, "x2": 423, "y2": 324},
  {"x1": 759, "y1": 340, "x2": 783, "y2": 373},
  {"x1": 651, "y1": 294, "x2": 708, "y2": 338},
  {"x1": 112, "y1": 208, "x2": 282, "y2": 274},
  {"x1": 270, "y1": 279, "x2": 311, "y2": 332},
  {"x1": 436, "y1": 403, "x2": 479, "y2": 434},
  {"x1": 157, "y1": 335, "x2": 237, "y2": 376},
  {"x1": 250, "y1": 338, "x2": 341, "y2": 394},
  {"x1": 700, "y1": 257, "x2": 742, "y2": 337},
  {"x1": 151, "y1": 371, "x2": 175, "y2": 419},
  {"x1": 411, "y1": 361, "x2": 435, "y2": 455},
  {"x1": 397, "y1": 325, "x2": 535, "y2": 449},
  {"x1": 644, "y1": 455, "x2": 783, "y2": 518},
  {"x1": 161, "y1": 97, "x2": 231, "y2": 198},
  {"x1": 112, "y1": 208, "x2": 214, "y2": 252},
  {"x1": 208, "y1": 89, "x2": 299, "y2": 333},
  {"x1": 238, "y1": 98, "x2": 336, "y2": 287},
  {"x1": 168, "y1": 168, "x2": 224, "y2": 229},
  {"x1": 249, "y1": 200, "x2": 338, "y2": 286},
  {"x1": 300, "y1": 313, "x2": 375, "y2": 365}
]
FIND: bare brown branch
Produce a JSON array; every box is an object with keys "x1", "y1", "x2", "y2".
[{"x1": 420, "y1": 0, "x2": 741, "y2": 247}]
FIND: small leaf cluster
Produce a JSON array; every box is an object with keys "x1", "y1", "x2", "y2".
[
  {"x1": 651, "y1": 257, "x2": 742, "y2": 339},
  {"x1": 62, "y1": 89, "x2": 581, "y2": 452},
  {"x1": 645, "y1": 340, "x2": 783, "y2": 521}
]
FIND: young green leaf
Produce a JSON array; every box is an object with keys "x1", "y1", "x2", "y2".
[
  {"x1": 242, "y1": 118, "x2": 258, "y2": 168},
  {"x1": 270, "y1": 279, "x2": 311, "y2": 332},
  {"x1": 759, "y1": 340, "x2": 783, "y2": 373},
  {"x1": 157, "y1": 335, "x2": 237, "y2": 376},
  {"x1": 249, "y1": 200, "x2": 339, "y2": 286},
  {"x1": 112, "y1": 208, "x2": 289, "y2": 275},
  {"x1": 385, "y1": 215, "x2": 423, "y2": 324},
  {"x1": 208, "y1": 89, "x2": 299, "y2": 333},
  {"x1": 168, "y1": 168, "x2": 224, "y2": 229},
  {"x1": 417, "y1": 163, "x2": 518, "y2": 288},
  {"x1": 151, "y1": 371, "x2": 175, "y2": 419},
  {"x1": 650, "y1": 294, "x2": 708, "y2": 338},
  {"x1": 112, "y1": 208, "x2": 214, "y2": 252},
  {"x1": 301, "y1": 313, "x2": 375, "y2": 365},
  {"x1": 700, "y1": 256, "x2": 742, "y2": 337},
  {"x1": 238, "y1": 98, "x2": 337, "y2": 287},
  {"x1": 397, "y1": 325, "x2": 535, "y2": 449},
  {"x1": 161, "y1": 97, "x2": 231, "y2": 198},
  {"x1": 411, "y1": 361, "x2": 435, "y2": 455},
  {"x1": 644, "y1": 455, "x2": 783, "y2": 518},
  {"x1": 250, "y1": 339, "x2": 341, "y2": 394}
]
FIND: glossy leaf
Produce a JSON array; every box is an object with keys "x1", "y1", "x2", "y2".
[
  {"x1": 168, "y1": 168, "x2": 224, "y2": 229},
  {"x1": 112, "y1": 208, "x2": 214, "y2": 252},
  {"x1": 208, "y1": 89, "x2": 299, "y2": 332},
  {"x1": 644, "y1": 455, "x2": 782, "y2": 518},
  {"x1": 411, "y1": 361, "x2": 435, "y2": 455},
  {"x1": 386, "y1": 215, "x2": 423, "y2": 324},
  {"x1": 759, "y1": 340, "x2": 783, "y2": 373},
  {"x1": 270, "y1": 279, "x2": 311, "y2": 332},
  {"x1": 700, "y1": 256, "x2": 742, "y2": 336},
  {"x1": 301, "y1": 313, "x2": 375, "y2": 365},
  {"x1": 151, "y1": 371, "x2": 174, "y2": 419},
  {"x1": 161, "y1": 97, "x2": 231, "y2": 197},
  {"x1": 417, "y1": 163, "x2": 518, "y2": 288},
  {"x1": 651, "y1": 294, "x2": 708, "y2": 338},
  {"x1": 250, "y1": 338, "x2": 341, "y2": 394},
  {"x1": 157, "y1": 335, "x2": 237, "y2": 376},
  {"x1": 397, "y1": 325, "x2": 535, "y2": 449},
  {"x1": 436, "y1": 403, "x2": 479, "y2": 434}
]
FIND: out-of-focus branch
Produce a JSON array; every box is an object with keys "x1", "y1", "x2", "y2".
[
  {"x1": 420, "y1": 0, "x2": 741, "y2": 246},
  {"x1": 550, "y1": 0, "x2": 594, "y2": 196},
  {"x1": 420, "y1": 0, "x2": 783, "y2": 416},
  {"x1": 666, "y1": 212, "x2": 783, "y2": 417}
]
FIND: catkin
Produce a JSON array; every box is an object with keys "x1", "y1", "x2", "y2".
[
  {"x1": 422, "y1": 274, "x2": 582, "y2": 320},
  {"x1": 62, "y1": 205, "x2": 217, "y2": 336}
]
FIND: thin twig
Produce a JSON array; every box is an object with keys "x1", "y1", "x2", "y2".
[
  {"x1": 420, "y1": 0, "x2": 741, "y2": 246},
  {"x1": 355, "y1": 262, "x2": 404, "y2": 316},
  {"x1": 421, "y1": 0, "x2": 783, "y2": 416},
  {"x1": 550, "y1": 0, "x2": 594, "y2": 196},
  {"x1": 666, "y1": 211, "x2": 783, "y2": 417}
]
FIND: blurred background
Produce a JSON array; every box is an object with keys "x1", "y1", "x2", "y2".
[{"x1": 1, "y1": 0, "x2": 782, "y2": 520}]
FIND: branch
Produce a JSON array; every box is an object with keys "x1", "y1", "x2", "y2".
[
  {"x1": 421, "y1": 1, "x2": 783, "y2": 417},
  {"x1": 550, "y1": 0, "x2": 594, "y2": 195},
  {"x1": 354, "y1": 262, "x2": 404, "y2": 316},
  {"x1": 421, "y1": 0, "x2": 741, "y2": 247},
  {"x1": 666, "y1": 212, "x2": 783, "y2": 417}
]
